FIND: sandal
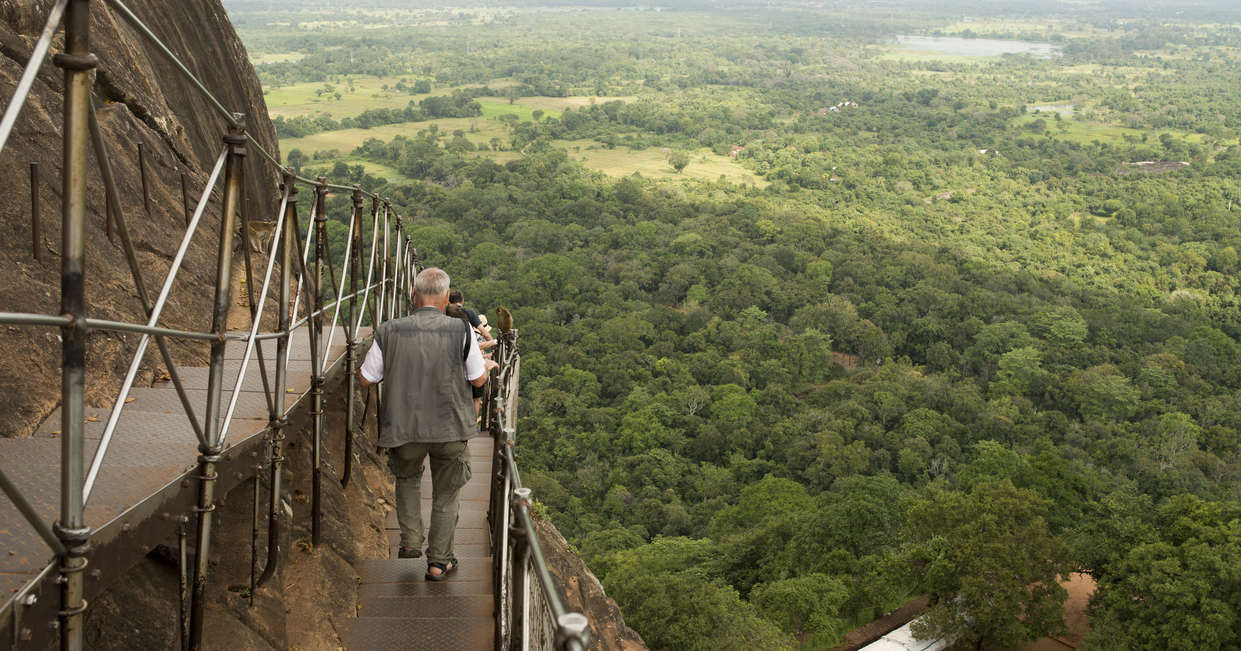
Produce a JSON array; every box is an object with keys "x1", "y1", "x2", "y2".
[
  {"x1": 425, "y1": 558, "x2": 458, "y2": 581},
  {"x1": 397, "y1": 546, "x2": 422, "y2": 559}
]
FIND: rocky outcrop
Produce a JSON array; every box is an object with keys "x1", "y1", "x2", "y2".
[
  {"x1": 0, "y1": 0, "x2": 280, "y2": 437},
  {"x1": 536, "y1": 518, "x2": 648, "y2": 651}
]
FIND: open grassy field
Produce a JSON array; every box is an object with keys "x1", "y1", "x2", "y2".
[
  {"x1": 1013, "y1": 114, "x2": 1206, "y2": 146},
  {"x1": 264, "y1": 75, "x2": 430, "y2": 118},
  {"x1": 283, "y1": 123, "x2": 764, "y2": 187},
  {"x1": 558, "y1": 139, "x2": 766, "y2": 186},
  {"x1": 250, "y1": 52, "x2": 306, "y2": 65},
  {"x1": 477, "y1": 99, "x2": 555, "y2": 122},
  {"x1": 280, "y1": 117, "x2": 511, "y2": 155}
]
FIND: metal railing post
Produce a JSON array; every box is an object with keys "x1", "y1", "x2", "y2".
[
  {"x1": 188, "y1": 115, "x2": 247, "y2": 651},
  {"x1": 341, "y1": 186, "x2": 363, "y2": 489},
  {"x1": 249, "y1": 464, "x2": 261, "y2": 607},
  {"x1": 556, "y1": 613, "x2": 591, "y2": 651},
  {"x1": 511, "y1": 487, "x2": 533, "y2": 651},
  {"x1": 259, "y1": 171, "x2": 297, "y2": 587},
  {"x1": 177, "y1": 515, "x2": 189, "y2": 651},
  {"x1": 52, "y1": 1, "x2": 95, "y2": 647},
  {"x1": 309, "y1": 177, "x2": 328, "y2": 546}
]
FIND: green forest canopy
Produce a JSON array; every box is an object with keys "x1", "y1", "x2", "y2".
[{"x1": 230, "y1": 2, "x2": 1241, "y2": 648}]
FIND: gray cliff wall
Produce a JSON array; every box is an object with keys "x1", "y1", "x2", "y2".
[{"x1": 0, "y1": 0, "x2": 280, "y2": 437}]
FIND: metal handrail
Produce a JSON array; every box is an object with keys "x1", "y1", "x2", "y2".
[{"x1": 487, "y1": 332, "x2": 592, "y2": 651}]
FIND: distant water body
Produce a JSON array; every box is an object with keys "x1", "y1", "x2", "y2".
[{"x1": 895, "y1": 35, "x2": 1063, "y2": 58}]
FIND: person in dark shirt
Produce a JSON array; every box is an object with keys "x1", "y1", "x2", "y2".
[
  {"x1": 446, "y1": 303, "x2": 489, "y2": 417},
  {"x1": 449, "y1": 290, "x2": 494, "y2": 348}
]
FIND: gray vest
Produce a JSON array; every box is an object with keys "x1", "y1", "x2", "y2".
[{"x1": 374, "y1": 306, "x2": 476, "y2": 447}]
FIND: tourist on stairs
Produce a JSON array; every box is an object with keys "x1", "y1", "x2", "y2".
[{"x1": 358, "y1": 268, "x2": 498, "y2": 580}]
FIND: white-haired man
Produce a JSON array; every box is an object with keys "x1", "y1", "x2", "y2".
[{"x1": 359, "y1": 267, "x2": 497, "y2": 580}]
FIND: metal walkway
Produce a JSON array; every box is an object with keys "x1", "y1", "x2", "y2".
[
  {"x1": 340, "y1": 437, "x2": 496, "y2": 650},
  {"x1": 0, "y1": 325, "x2": 359, "y2": 629}
]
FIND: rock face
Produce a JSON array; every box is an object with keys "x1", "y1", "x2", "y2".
[
  {"x1": 536, "y1": 518, "x2": 648, "y2": 651},
  {"x1": 0, "y1": 0, "x2": 280, "y2": 438}
]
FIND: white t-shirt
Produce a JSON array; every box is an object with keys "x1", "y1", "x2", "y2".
[{"x1": 359, "y1": 331, "x2": 485, "y2": 384}]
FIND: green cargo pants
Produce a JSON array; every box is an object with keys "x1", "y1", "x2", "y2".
[{"x1": 386, "y1": 440, "x2": 472, "y2": 564}]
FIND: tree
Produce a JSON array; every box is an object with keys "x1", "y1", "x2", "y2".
[
  {"x1": 668, "y1": 150, "x2": 690, "y2": 173},
  {"x1": 751, "y1": 574, "x2": 850, "y2": 647},
  {"x1": 286, "y1": 148, "x2": 307, "y2": 174},
  {"x1": 605, "y1": 538, "x2": 797, "y2": 650},
  {"x1": 1085, "y1": 495, "x2": 1241, "y2": 650},
  {"x1": 904, "y1": 481, "x2": 1070, "y2": 650}
]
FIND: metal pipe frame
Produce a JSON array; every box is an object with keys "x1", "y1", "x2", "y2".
[
  {"x1": 187, "y1": 117, "x2": 246, "y2": 651},
  {"x1": 308, "y1": 178, "x2": 328, "y2": 546},
  {"x1": 52, "y1": 2, "x2": 94, "y2": 647},
  {"x1": 321, "y1": 194, "x2": 357, "y2": 375},
  {"x1": 340, "y1": 186, "x2": 364, "y2": 489},
  {"x1": 0, "y1": 2, "x2": 421, "y2": 647},
  {"x1": 218, "y1": 182, "x2": 293, "y2": 447},
  {"x1": 231, "y1": 163, "x2": 277, "y2": 421},
  {"x1": 81, "y1": 103, "x2": 223, "y2": 500},
  {"x1": 177, "y1": 516, "x2": 188, "y2": 651},
  {"x1": 257, "y1": 172, "x2": 298, "y2": 588}
]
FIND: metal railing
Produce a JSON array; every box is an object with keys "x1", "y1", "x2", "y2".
[
  {"x1": 0, "y1": 1, "x2": 418, "y2": 649},
  {"x1": 485, "y1": 331, "x2": 592, "y2": 651}
]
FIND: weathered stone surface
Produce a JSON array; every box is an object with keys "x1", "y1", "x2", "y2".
[
  {"x1": 0, "y1": 0, "x2": 280, "y2": 438},
  {"x1": 536, "y1": 517, "x2": 648, "y2": 651}
]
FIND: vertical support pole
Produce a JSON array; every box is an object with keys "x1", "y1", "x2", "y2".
[
  {"x1": 29, "y1": 162, "x2": 40, "y2": 262},
  {"x1": 380, "y1": 204, "x2": 390, "y2": 324},
  {"x1": 180, "y1": 171, "x2": 191, "y2": 226},
  {"x1": 259, "y1": 171, "x2": 296, "y2": 587},
  {"x1": 188, "y1": 115, "x2": 247, "y2": 651},
  {"x1": 341, "y1": 186, "x2": 363, "y2": 489},
  {"x1": 390, "y1": 227, "x2": 403, "y2": 319},
  {"x1": 309, "y1": 177, "x2": 327, "y2": 546},
  {"x1": 555, "y1": 613, "x2": 591, "y2": 651},
  {"x1": 52, "y1": 2, "x2": 95, "y2": 648},
  {"x1": 137, "y1": 141, "x2": 150, "y2": 215},
  {"x1": 249, "y1": 464, "x2": 260, "y2": 607},
  {"x1": 177, "y1": 516, "x2": 188, "y2": 651},
  {"x1": 510, "y1": 487, "x2": 532, "y2": 651}
]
